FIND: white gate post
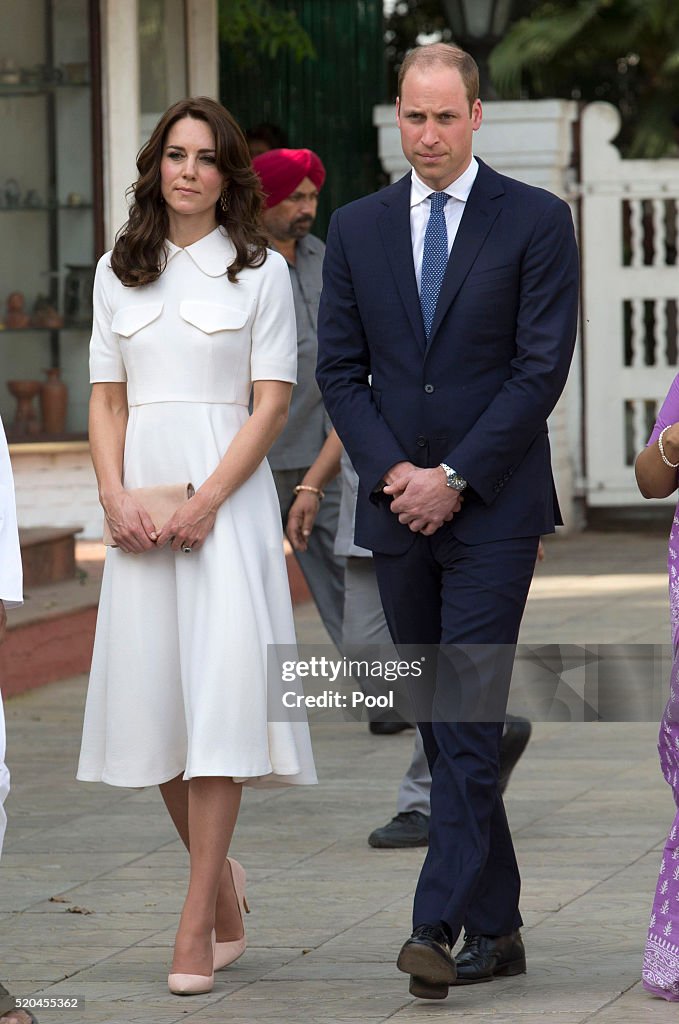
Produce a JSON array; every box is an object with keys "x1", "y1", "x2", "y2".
[{"x1": 581, "y1": 102, "x2": 679, "y2": 507}]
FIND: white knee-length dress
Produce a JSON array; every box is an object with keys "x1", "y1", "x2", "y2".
[{"x1": 77, "y1": 227, "x2": 317, "y2": 789}]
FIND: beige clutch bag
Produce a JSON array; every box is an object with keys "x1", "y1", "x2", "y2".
[{"x1": 103, "y1": 483, "x2": 195, "y2": 546}]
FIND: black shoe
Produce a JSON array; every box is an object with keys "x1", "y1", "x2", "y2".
[
  {"x1": 369, "y1": 720, "x2": 412, "y2": 735},
  {"x1": 397, "y1": 924, "x2": 457, "y2": 998},
  {"x1": 499, "y1": 716, "x2": 532, "y2": 793},
  {"x1": 454, "y1": 930, "x2": 526, "y2": 984},
  {"x1": 368, "y1": 811, "x2": 429, "y2": 849},
  {"x1": 408, "y1": 974, "x2": 449, "y2": 999}
]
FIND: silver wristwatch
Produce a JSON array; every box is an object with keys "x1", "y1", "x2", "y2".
[{"x1": 440, "y1": 463, "x2": 467, "y2": 491}]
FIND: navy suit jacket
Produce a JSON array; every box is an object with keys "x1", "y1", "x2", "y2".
[{"x1": 316, "y1": 159, "x2": 579, "y2": 555}]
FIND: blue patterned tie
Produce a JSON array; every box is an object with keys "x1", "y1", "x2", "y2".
[{"x1": 420, "y1": 191, "x2": 450, "y2": 340}]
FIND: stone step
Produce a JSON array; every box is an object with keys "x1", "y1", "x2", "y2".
[
  {"x1": 2, "y1": 541, "x2": 312, "y2": 697},
  {"x1": 19, "y1": 525, "x2": 83, "y2": 588},
  {"x1": 1, "y1": 575, "x2": 99, "y2": 698}
]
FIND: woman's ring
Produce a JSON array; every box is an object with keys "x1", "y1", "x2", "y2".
[{"x1": 181, "y1": 545, "x2": 192, "y2": 554}]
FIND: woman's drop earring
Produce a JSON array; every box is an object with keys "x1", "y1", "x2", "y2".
[{"x1": 220, "y1": 188, "x2": 230, "y2": 214}]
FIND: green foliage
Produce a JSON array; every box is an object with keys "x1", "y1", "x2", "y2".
[
  {"x1": 489, "y1": 0, "x2": 679, "y2": 156},
  {"x1": 490, "y1": 1, "x2": 602, "y2": 96},
  {"x1": 219, "y1": 0, "x2": 316, "y2": 66}
]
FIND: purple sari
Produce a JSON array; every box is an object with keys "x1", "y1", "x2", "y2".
[{"x1": 643, "y1": 373, "x2": 679, "y2": 1000}]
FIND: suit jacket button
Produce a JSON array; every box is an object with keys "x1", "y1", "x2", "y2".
[
  {"x1": 415, "y1": 435, "x2": 427, "y2": 447},
  {"x1": 424, "y1": 384, "x2": 434, "y2": 394}
]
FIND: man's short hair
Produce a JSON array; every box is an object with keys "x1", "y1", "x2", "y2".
[{"x1": 397, "y1": 43, "x2": 479, "y2": 112}]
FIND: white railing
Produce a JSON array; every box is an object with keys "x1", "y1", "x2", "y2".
[{"x1": 581, "y1": 102, "x2": 679, "y2": 505}]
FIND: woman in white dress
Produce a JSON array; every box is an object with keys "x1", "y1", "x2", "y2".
[{"x1": 77, "y1": 97, "x2": 316, "y2": 995}]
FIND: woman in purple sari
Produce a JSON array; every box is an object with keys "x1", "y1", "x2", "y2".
[{"x1": 637, "y1": 374, "x2": 679, "y2": 1000}]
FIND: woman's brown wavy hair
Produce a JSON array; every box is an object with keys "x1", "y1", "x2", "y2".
[{"x1": 110, "y1": 97, "x2": 268, "y2": 286}]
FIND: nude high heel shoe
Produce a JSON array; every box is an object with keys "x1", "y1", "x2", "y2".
[
  {"x1": 168, "y1": 929, "x2": 216, "y2": 995},
  {"x1": 214, "y1": 857, "x2": 250, "y2": 970}
]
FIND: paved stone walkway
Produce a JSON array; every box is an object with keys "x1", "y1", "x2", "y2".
[{"x1": 2, "y1": 531, "x2": 678, "y2": 1023}]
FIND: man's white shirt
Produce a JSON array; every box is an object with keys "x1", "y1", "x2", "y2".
[{"x1": 410, "y1": 157, "x2": 479, "y2": 292}]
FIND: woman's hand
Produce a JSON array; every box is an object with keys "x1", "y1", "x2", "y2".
[
  {"x1": 155, "y1": 489, "x2": 218, "y2": 553},
  {"x1": 285, "y1": 491, "x2": 321, "y2": 552},
  {"x1": 636, "y1": 421, "x2": 679, "y2": 499},
  {"x1": 102, "y1": 491, "x2": 158, "y2": 553}
]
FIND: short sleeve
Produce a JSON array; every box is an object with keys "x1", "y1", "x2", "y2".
[
  {"x1": 250, "y1": 250, "x2": 297, "y2": 384},
  {"x1": 89, "y1": 253, "x2": 127, "y2": 383},
  {"x1": 647, "y1": 374, "x2": 679, "y2": 445}
]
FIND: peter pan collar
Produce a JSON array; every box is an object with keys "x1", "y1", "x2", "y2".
[{"x1": 165, "y1": 226, "x2": 236, "y2": 277}]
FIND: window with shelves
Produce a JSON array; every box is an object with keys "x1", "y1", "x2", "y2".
[{"x1": 0, "y1": 0, "x2": 100, "y2": 445}]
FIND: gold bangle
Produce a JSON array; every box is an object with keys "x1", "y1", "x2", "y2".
[
  {"x1": 658, "y1": 425, "x2": 679, "y2": 468},
  {"x1": 294, "y1": 484, "x2": 324, "y2": 501}
]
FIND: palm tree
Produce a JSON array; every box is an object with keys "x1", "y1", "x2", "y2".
[{"x1": 489, "y1": 0, "x2": 679, "y2": 157}]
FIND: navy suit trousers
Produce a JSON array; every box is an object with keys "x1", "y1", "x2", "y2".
[{"x1": 373, "y1": 528, "x2": 539, "y2": 941}]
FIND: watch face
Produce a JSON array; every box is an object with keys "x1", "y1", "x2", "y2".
[{"x1": 441, "y1": 464, "x2": 465, "y2": 489}]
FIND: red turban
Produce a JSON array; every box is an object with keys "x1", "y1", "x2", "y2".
[{"x1": 252, "y1": 148, "x2": 326, "y2": 209}]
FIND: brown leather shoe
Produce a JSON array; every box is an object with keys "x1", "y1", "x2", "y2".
[{"x1": 454, "y1": 930, "x2": 526, "y2": 984}]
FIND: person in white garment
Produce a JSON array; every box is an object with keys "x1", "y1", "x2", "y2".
[
  {"x1": 0, "y1": 417, "x2": 34, "y2": 1024},
  {"x1": 76, "y1": 97, "x2": 316, "y2": 998},
  {"x1": 0, "y1": 417, "x2": 22, "y2": 856}
]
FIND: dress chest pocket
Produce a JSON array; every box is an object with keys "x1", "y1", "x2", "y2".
[
  {"x1": 111, "y1": 302, "x2": 163, "y2": 338},
  {"x1": 179, "y1": 301, "x2": 249, "y2": 335}
]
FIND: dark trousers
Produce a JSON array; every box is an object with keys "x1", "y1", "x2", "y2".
[{"x1": 374, "y1": 529, "x2": 539, "y2": 942}]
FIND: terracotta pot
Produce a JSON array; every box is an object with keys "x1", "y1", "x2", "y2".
[
  {"x1": 40, "y1": 367, "x2": 68, "y2": 434},
  {"x1": 7, "y1": 379, "x2": 41, "y2": 435}
]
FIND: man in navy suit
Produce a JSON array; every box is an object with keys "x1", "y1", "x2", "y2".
[{"x1": 317, "y1": 43, "x2": 579, "y2": 1000}]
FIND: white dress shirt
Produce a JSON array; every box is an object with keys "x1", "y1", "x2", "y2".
[{"x1": 410, "y1": 157, "x2": 479, "y2": 291}]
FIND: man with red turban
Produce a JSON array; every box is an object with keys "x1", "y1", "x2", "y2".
[{"x1": 252, "y1": 148, "x2": 346, "y2": 652}]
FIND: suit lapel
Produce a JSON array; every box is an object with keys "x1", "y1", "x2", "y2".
[
  {"x1": 426, "y1": 160, "x2": 505, "y2": 351},
  {"x1": 377, "y1": 175, "x2": 427, "y2": 353}
]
